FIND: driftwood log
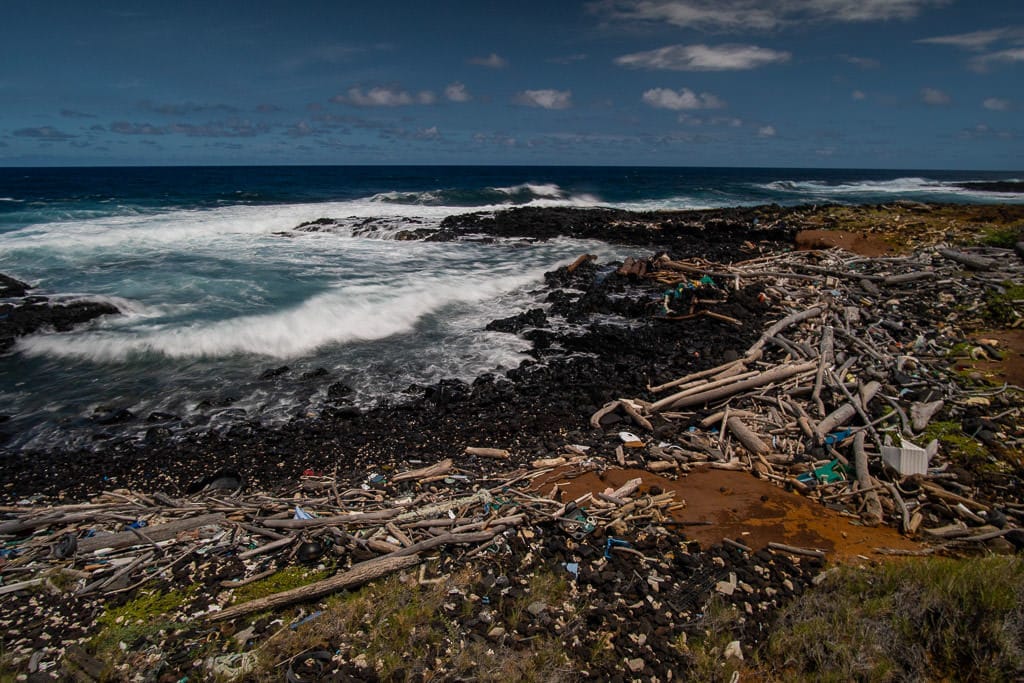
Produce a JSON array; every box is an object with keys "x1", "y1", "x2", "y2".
[{"x1": 210, "y1": 553, "x2": 421, "y2": 622}]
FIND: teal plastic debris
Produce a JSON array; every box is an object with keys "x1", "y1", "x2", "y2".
[{"x1": 797, "y1": 458, "x2": 849, "y2": 486}]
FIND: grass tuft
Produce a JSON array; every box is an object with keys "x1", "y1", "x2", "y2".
[{"x1": 759, "y1": 556, "x2": 1024, "y2": 682}]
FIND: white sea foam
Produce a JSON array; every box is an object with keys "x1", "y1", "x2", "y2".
[
  {"x1": 759, "y1": 177, "x2": 1024, "y2": 200},
  {"x1": 16, "y1": 269, "x2": 550, "y2": 361},
  {"x1": 493, "y1": 182, "x2": 564, "y2": 197}
]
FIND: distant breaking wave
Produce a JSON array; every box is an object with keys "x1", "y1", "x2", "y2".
[
  {"x1": 758, "y1": 177, "x2": 1024, "y2": 201},
  {"x1": 368, "y1": 182, "x2": 601, "y2": 207}
]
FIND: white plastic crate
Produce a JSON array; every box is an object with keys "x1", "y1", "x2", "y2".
[{"x1": 881, "y1": 440, "x2": 929, "y2": 476}]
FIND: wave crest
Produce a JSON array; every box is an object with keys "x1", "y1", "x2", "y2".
[{"x1": 16, "y1": 270, "x2": 547, "y2": 361}]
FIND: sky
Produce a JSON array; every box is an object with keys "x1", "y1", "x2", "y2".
[{"x1": 0, "y1": 1, "x2": 1021, "y2": 168}]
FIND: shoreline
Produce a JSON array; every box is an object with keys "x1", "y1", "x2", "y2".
[
  {"x1": 3, "y1": 201, "x2": 1023, "y2": 504},
  {"x1": 2, "y1": 200, "x2": 1024, "y2": 679}
]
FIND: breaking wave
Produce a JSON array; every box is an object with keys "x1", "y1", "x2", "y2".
[
  {"x1": 368, "y1": 183, "x2": 601, "y2": 207},
  {"x1": 16, "y1": 270, "x2": 549, "y2": 361},
  {"x1": 758, "y1": 177, "x2": 1024, "y2": 202}
]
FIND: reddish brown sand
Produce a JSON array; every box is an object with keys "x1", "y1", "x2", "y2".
[
  {"x1": 795, "y1": 229, "x2": 898, "y2": 257},
  {"x1": 952, "y1": 329, "x2": 1024, "y2": 387},
  {"x1": 537, "y1": 467, "x2": 920, "y2": 560}
]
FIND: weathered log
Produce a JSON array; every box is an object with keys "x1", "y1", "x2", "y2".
[
  {"x1": 238, "y1": 536, "x2": 294, "y2": 560},
  {"x1": 647, "y1": 359, "x2": 746, "y2": 394},
  {"x1": 882, "y1": 272, "x2": 935, "y2": 286},
  {"x1": 619, "y1": 399, "x2": 653, "y2": 431},
  {"x1": 210, "y1": 553, "x2": 421, "y2": 621},
  {"x1": 881, "y1": 482, "x2": 911, "y2": 535},
  {"x1": 811, "y1": 325, "x2": 834, "y2": 417},
  {"x1": 649, "y1": 370, "x2": 760, "y2": 412},
  {"x1": 725, "y1": 417, "x2": 770, "y2": 456},
  {"x1": 815, "y1": 381, "x2": 880, "y2": 440},
  {"x1": 767, "y1": 542, "x2": 826, "y2": 559},
  {"x1": 392, "y1": 458, "x2": 453, "y2": 484},
  {"x1": 938, "y1": 247, "x2": 995, "y2": 271},
  {"x1": 919, "y1": 481, "x2": 991, "y2": 512},
  {"x1": 76, "y1": 513, "x2": 226, "y2": 553},
  {"x1": 532, "y1": 457, "x2": 567, "y2": 469},
  {"x1": 852, "y1": 432, "x2": 883, "y2": 526},
  {"x1": 589, "y1": 400, "x2": 621, "y2": 429},
  {"x1": 610, "y1": 478, "x2": 643, "y2": 500},
  {"x1": 464, "y1": 447, "x2": 510, "y2": 459},
  {"x1": 656, "y1": 361, "x2": 818, "y2": 411},
  {"x1": 745, "y1": 306, "x2": 825, "y2": 360}
]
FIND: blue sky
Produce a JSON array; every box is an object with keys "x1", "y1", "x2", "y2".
[{"x1": 0, "y1": 1, "x2": 1021, "y2": 168}]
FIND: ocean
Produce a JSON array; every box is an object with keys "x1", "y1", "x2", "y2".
[{"x1": 1, "y1": 165, "x2": 1021, "y2": 451}]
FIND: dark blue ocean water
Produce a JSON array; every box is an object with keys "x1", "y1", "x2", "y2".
[{"x1": 1, "y1": 165, "x2": 1021, "y2": 450}]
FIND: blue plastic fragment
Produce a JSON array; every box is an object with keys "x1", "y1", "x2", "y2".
[
  {"x1": 290, "y1": 610, "x2": 323, "y2": 630},
  {"x1": 824, "y1": 429, "x2": 852, "y2": 446},
  {"x1": 127, "y1": 520, "x2": 148, "y2": 530},
  {"x1": 293, "y1": 505, "x2": 315, "y2": 520},
  {"x1": 564, "y1": 562, "x2": 579, "y2": 578},
  {"x1": 604, "y1": 537, "x2": 631, "y2": 560}
]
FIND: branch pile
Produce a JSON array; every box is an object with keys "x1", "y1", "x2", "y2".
[{"x1": 597, "y1": 243, "x2": 1024, "y2": 546}]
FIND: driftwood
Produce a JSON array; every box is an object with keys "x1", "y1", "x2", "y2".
[
  {"x1": 745, "y1": 306, "x2": 825, "y2": 361},
  {"x1": 392, "y1": 458, "x2": 453, "y2": 484},
  {"x1": 464, "y1": 447, "x2": 510, "y2": 459},
  {"x1": 725, "y1": 417, "x2": 770, "y2": 456},
  {"x1": 76, "y1": 513, "x2": 226, "y2": 553},
  {"x1": 852, "y1": 432, "x2": 883, "y2": 526},
  {"x1": 938, "y1": 247, "x2": 995, "y2": 271},
  {"x1": 653, "y1": 361, "x2": 817, "y2": 411},
  {"x1": 767, "y1": 542, "x2": 826, "y2": 559},
  {"x1": 590, "y1": 400, "x2": 621, "y2": 428},
  {"x1": 211, "y1": 553, "x2": 421, "y2": 622}
]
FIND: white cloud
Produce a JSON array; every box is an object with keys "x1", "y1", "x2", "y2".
[
  {"x1": 642, "y1": 87, "x2": 725, "y2": 110},
  {"x1": 616, "y1": 44, "x2": 790, "y2": 70},
  {"x1": 983, "y1": 97, "x2": 1010, "y2": 111},
  {"x1": 445, "y1": 82, "x2": 472, "y2": 102},
  {"x1": 970, "y1": 47, "x2": 1024, "y2": 71},
  {"x1": 469, "y1": 53, "x2": 508, "y2": 68},
  {"x1": 514, "y1": 89, "x2": 573, "y2": 110},
  {"x1": 844, "y1": 55, "x2": 881, "y2": 69},
  {"x1": 920, "y1": 87, "x2": 951, "y2": 105},
  {"x1": 852, "y1": 90, "x2": 866, "y2": 100},
  {"x1": 591, "y1": 0, "x2": 949, "y2": 32},
  {"x1": 917, "y1": 27, "x2": 1024, "y2": 51},
  {"x1": 335, "y1": 86, "x2": 436, "y2": 107},
  {"x1": 917, "y1": 26, "x2": 1024, "y2": 71},
  {"x1": 757, "y1": 125, "x2": 777, "y2": 137}
]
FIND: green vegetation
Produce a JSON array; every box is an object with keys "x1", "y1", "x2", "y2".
[
  {"x1": 253, "y1": 567, "x2": 579, "y2": 682},
  {"x1": 88, "y1": 585, "x2": 199, "y2": 667},
  {"x1": 980, "y1": 225, "x2": 1024, "y2": 249},
  {"x1": 984, "y1": 282, "x2": 1024, "y2": 327},
  {"x1": 674, "y1": 599, "x2": 747, "y2": 683},
  {"x1": 920, "y1": 420, "x2": 989, "y2": 463},
  {"x1": 757, "y1": 556, "x2": 1024, "y2": 682},
  {"x1": 231, "y1": 565, "x2": 330, "y2": 605}
]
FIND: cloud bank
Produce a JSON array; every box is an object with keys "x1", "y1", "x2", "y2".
[
  {"x1": 514, "y1": 89, "x2": 573, "y2": 110},
  {"x1": 642, "y1": 87, "x2": 725, "y2": 110},
  {"x1": 616, "y1": 44, "x2": 791, "y2": 71}
]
